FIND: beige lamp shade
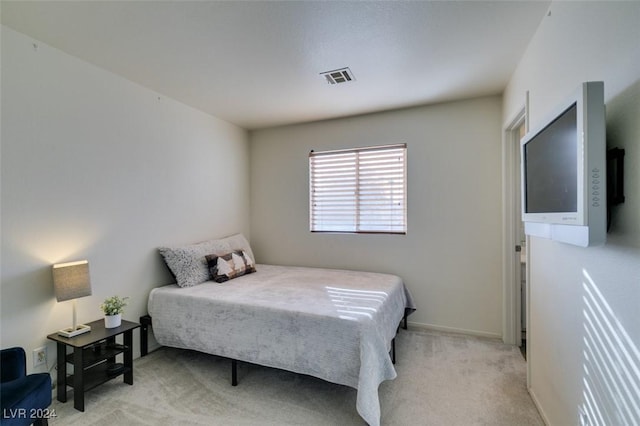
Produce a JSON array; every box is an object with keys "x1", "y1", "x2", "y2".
[{"x1": 52, "y1": 260, "x2": 92, "y2": 302}]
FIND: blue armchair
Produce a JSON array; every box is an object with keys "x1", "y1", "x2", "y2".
[{"x1": 1, "y1": 347, "x2": 52, "y2": 426}]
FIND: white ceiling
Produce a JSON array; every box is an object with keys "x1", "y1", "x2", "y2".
[{"x1": 1, "y1": 1, "x2": 550, "y2": 130}]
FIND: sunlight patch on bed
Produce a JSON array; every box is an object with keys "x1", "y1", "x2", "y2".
[{"x1": 326, "y1": 286, "x2": 389, "y2": 321}]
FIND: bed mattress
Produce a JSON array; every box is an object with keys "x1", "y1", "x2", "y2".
[{"x1": 148, "y1": 264, "x2": 415, "y2": 425}]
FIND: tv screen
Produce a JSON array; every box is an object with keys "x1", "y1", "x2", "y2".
[{"x1": 523, "y1": 103, "x2": 578, "y2": 214}]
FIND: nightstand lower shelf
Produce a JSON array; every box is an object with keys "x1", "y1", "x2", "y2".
[{"x1": 67, "y1": 363, "x2": 132, "y2": 393}]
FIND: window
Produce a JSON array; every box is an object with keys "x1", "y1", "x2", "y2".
[{"x1": 309, "y1": 143, "x2": 407, "y2": 234}]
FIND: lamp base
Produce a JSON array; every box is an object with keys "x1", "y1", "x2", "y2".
[{"x1": 58, "y1": 324, "x2": 91, "y2": 338}]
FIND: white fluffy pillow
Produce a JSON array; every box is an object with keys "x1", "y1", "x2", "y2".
[{"x1": 159, "y1": 233, "x2": 254, "y2": 287}]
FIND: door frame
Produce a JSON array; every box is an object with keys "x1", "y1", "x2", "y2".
[{"x1": 502, "y1": 106, "x2": 526, "y2": 347}]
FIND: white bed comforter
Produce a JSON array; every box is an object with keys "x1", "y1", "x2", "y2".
[{"x1": 148, "y1": 264, "x2": 415, "y2": 425}]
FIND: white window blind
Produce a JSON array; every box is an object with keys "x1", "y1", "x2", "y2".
[{"x1": 309, "y1": 143, "x2": 407, "y2": 234}]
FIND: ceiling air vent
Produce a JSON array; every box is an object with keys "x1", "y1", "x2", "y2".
[{"x1": 320, "y1": 67, "x2": 355, "y2": 85}]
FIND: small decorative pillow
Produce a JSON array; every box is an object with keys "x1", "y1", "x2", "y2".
[{"x1": 206, "y1": 250, "x2": 256, "y2": 283}]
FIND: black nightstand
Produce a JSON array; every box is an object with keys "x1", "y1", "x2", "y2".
[{"x1": 47, "y1": 319, "x2": 140, "y2": 412}]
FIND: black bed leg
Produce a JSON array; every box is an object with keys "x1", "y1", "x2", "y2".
[
  {"x1": 403, "y1": 310, "x2": 408, "y2": 330},
  {"x1": 391, "y1": 338, "x2": 396, "y2": 364},
  {"x1": 140, "y1": 315, "x2": 152, "y2": 357},
  {"x1": 231, "y1": 359, "x2": 238, "y2": 386}
]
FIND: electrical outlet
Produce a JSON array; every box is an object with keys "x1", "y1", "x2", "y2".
[{"x1": 33, "y1": 346, "x2": 47, "y2": 367}]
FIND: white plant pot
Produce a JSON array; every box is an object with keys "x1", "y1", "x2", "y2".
[{"x1": 104, "y1": 313, "x2": 122, "y2": 329}]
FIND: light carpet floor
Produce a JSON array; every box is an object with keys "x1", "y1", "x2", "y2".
[{"x1": 49, "y1": 329, "x2": 544, "y2": 425}]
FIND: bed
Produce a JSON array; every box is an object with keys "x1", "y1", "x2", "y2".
[{"x1": 143, "y1": 234, "x2": 415, "y2": 426}]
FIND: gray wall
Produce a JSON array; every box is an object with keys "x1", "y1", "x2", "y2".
[
  {"x1": 250, "y1": 97, "x2": 504, "y2": 337},
  {"x1": 503, "y1": 2, "x2": 640, "y2": 424}
]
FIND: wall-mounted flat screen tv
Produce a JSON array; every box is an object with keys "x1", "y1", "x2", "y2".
[{"x1": 520, "y1": 81, "x2": 606, "y2": 247}]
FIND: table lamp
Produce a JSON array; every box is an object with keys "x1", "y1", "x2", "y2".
[{"x1": 52, "y1": 260, "x2": 93, "y2": 338}]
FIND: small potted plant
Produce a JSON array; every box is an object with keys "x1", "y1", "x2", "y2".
[{"x1": 100, "y1": 295, "x2": 129, "y2": 328}]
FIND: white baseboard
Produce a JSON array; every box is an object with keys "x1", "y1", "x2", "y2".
[
  {"x1": 528, "y1": 386, "x2": 550, "y2": 425},
  {"x1": 407, "y1": 321, "x2": 502, "y2": 340}
]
